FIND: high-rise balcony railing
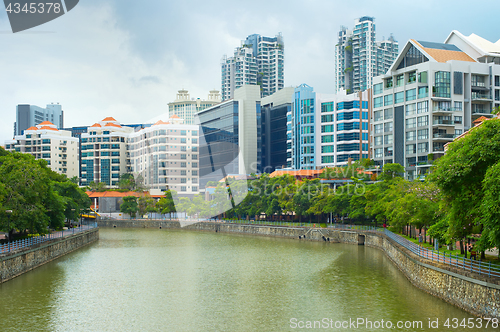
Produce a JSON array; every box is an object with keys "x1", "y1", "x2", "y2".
[
  {"x1": 433, "y1": 133, "x2": 456, "y2": 139},
  {"x1": 471, "y1": 92, "x2": 491, "y2": 100},
  {"x1": 432, "y1": 119, "x2": 453, "y2": 125}
]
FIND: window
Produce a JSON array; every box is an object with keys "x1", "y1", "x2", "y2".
[
  {"x1": 418, "y1": 86, "x2": 428, "y2": 99},
  {"x1": 181, "y1": 138, "x2": 186, "y2": 143},
  {"x1": 406, "y1": 89, "x2": 416, "y2": 101},
  {"x1": 112, "y1": 166, "x2": 120, "y2": 171},
  {"x1": 374, "y1": 110, "x2": 383, "y2": 121},
  {"x1": 406, "y1": 131, "x2": 416, "y2": 141},
  {"x1": 181, "y1": 146, "x2": 187, "y2": 151},
  {"x1": 192, "y1": 146, "x2": 198, "y2": 152},
  {"x1": 454, "y1": 101, "x2": 462, "y2": 111},
  {"x1": 321, "y1": 102, "x2": 334, "y2": 112},
  {"x1": 321, "y1": 135, "x2": 334, "y2": 143},
  {"x1": 192, "y1": 170, "x2": 198, "y2": 176},
  {"x1": 384, "y1": 134, "x2": 393, "y2": 145},
  {"x1": 374, "y1": 148, "x2": 383, "y2": 158},
  {"x1": 374, "y1": 124, "x2": 383, "y2": 134},
  {"x1": 374, "y1": 83, "x2": 383, "y2": 95},
  {"x1": 181, "y1": 162, "x2": 186, "y2": 167},
  {"x1": 192, "y1": 155, "x2": 198, "y2": 160},
  {"x1": 406, "y1": 144, "x2": 416, "y2": 154},
  {"x1": 454, "y1": 116, "x2": 462, "y2": 124},
  {"x1": 418, "y1": 71, "x2": 428, "y2": 83},
  {"x1": 181, "y1": 130, "x2": 186, "y2": 136},
  {"x1": 181, "y1": 178, "x2": 187, "y2": 183},
  {"x1": 192, "y1": 138, "x2": 198, "y2": 144},
  {"x1": 384, "y1": 94, "x2": 393, "y2": 106},
  {"x1": 384, "y1": 122, "x2": 393, "y2": 132},
  {"x1": 396, "y1": 74, "x2": 404, "y2": 87},
  {"x1": 192, "y1": 186, "x2": 198, "y2": 192},
  {"x1": 455, "y1": 129, "x2": 462, "y2": 136},
  {"x1": 101, "y1": 144, "x2": 110, "y2": 149},
  {"x1": 181, "y1": 170, "x2": 186, "y2": 175},
  {"x1": 417, "y1": 129, "x2": 428, "y2": 140},
  {"x1": 101, "y1": 151, "x2": 110, "y2": 156},
  {"x1": 385, "y1": 77, "x2": 393, "y2": 89},
  {"x1": 42, "y1": 146, "x2": 51, "y2": 151},
  {"x1": 112, "y1": 151, "x2": 120, "y2": 156},
  {"x1": 417, "y1": 116, "x2": 428, "y2": 127},
  {"x1": 181, "y1": 154, "x2": 186, "y2": 159},
  {"x1": 434, "y1": 71, "x2": 451, "y2": 98},
  {"x1": 42, "y1": 139, "x2": 51, "y2": 144},
  {"x1": 417, "y1": 101, "x2": 428, "y2": 114},
  {"x1": 374, "y1": 136, "x2": 383, "y2": 146},
  {"x1": 417, "y1": 142, "x2": 428, "y2": 153},
  {"x1": 112, "y1": 159, "x2": 120, "y2": 164},
  {"x1": 42, "y1": 153, "x2": 50, "y2": 158},
  {"x1": 322, "y1": 145, "x2": 334, "y2": 153},
  {"x1": 384, "y1": 147, "x2": 393, "y2": 156},
  {"x1": 406, "y1": 103, "x2": 416, "y2": 116},
  {"x1": 181, "y1": 186, "x2": 186, "y2": 192},
  {"x1": 192, "y1": 162, "x2": 198, "y2": 167},
  {"x1": 406, "y1": 118, "x2": 416, "y2": 129},
  {"x1": 192, "y1": 130, "x2": 197, "y2": 136},
  {"x1": 374, "y1": 97, "x2": 383, "y2": 108},
  {"x1": 322, "y1": 156, "x2": 334, "y2": 163},
  {"x1": 408, "y1": 71, "x2": 417, "y2": 84},
  {"x1": 384, "y1": 109, "x2": 393, "y2": 120},
  {"x1": 321, "y1": 125, "x2": 334, "y2": 133},
  {"x1": 322, "y1": 114, "x2": 334, "y2": 122}
]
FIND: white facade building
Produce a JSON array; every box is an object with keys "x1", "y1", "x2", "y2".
[
  {"x1": 168, "y1": 89, "x2": 221, "y2": 125},
  {"x1": 128, "y1": 115, "x2": 200, "y2": 195},
  {"x1": 5, "y1": 121, "x2": 79, "y2": 178},
  {"x1": 371, "y1": 31, "x2": 500, "y2": 180},
  {"x1": 80, "y1": 117, "x2": 134, "y2": 187}
]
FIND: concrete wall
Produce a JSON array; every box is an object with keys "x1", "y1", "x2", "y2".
[
  {"x1": 100, "y1": 220, "x2": 500, "y2": 318},
  {"x1": 0, "y1": 228, "x2": 98, "y2": 283}
]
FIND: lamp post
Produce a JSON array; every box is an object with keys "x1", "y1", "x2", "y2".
[{"x1": 6, "y1": 210, "x2": 12, "y2": 252}]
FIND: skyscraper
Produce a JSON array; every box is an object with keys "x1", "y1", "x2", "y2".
[
  {"x1": 221, "y1": 33, "x2": 284, "y2": 100},
  {"x1": 14, "y1": 103, "x2": 64, "y2": 136},
  {"x1": 335, "y1": 17, "x2": 398, "y2": 94}
]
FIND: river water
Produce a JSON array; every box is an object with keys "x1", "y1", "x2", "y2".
[{"x1": 0, "y1": 228, "x2": 495, "y2": 331}]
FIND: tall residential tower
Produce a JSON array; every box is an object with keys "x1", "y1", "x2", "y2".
[
  {"x1": 221, "y1": 33, "x2": 284, "y2": 100},
  {"x1": 335, "y1": 17, "x2": 398, "y2": 94}
]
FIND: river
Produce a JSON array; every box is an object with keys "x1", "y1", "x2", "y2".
[{"x1": 0, "y1": 228, "x2": 495, "y2": 331}]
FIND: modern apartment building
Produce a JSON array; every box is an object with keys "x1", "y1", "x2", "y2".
[
  {"x1": 80, "y1": 117, "x2": 134, "y2": 186},
  {"x1": 371, "y1": 31, "x2": 500, "y2": 180},
  {"x1": 128, "y1": 115, "x2": 200, "y2": 195},
  {"x1": 335, "y1": 17, "x2": 398, "y2": 94},
  {"x1": 15, "y1": 103, "x2": 64, "y2": 136},
  {"x1": 221, "y1": 33, "x2": 284, "y2": 100},
  {"x1": 287, "y1": 84, "x2": 371, "y2": 169},
  {"x1": 168, "y1": 89, "x2": 221, "y2": 125},
  {"x1": 5, "y1": 121, "x2": 79, "y2": 178}
]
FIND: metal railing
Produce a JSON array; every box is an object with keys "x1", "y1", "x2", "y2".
[
  {"x1": 0, "y1": 222, "x2": 98, "y2": 255},
  {"x1": 380, "y1": 228, "x2": 500, "y2": 278}
]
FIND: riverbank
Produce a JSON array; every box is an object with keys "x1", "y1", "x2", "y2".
[
  {"x1": 0, "y1": 228, "x2": 99, "y2": 283},
  {"x1": 98, "y1": 219, "x2": 499, "y2": 318}
]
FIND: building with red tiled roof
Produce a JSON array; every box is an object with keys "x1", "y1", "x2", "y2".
[
  {"x1": 371, "y1": 31, "x2": 500, "y2": 181},
  {"x1": 5, "y1": 120, "x2": 79, "y2": 178}
]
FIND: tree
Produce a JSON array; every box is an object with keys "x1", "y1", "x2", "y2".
[
  {"x1": 429, "y1": 119, "x2": 500, "y2": 253},
  {"x1": 89, "y1": 181, "x2": 107, "y2": 192},
  {"x1": 120, "y1": 196, "x2": 138, "y2": 218},
  {"x1": 156, "y1": 190, "x2": 177, "y2": 219},
  {"x1": 118, "y1": 173, "x2": 136, "y2": 191},
  {"x1": 377, "y1": 163, "x2": 405, "y2": 181},
  {"x1": 138, "y1": 195, "x2": 155, "y2": 217}
]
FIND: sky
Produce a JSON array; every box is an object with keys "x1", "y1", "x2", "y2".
[{"x1": 0, "y1": 0, "x2": 499, "y2": 143}]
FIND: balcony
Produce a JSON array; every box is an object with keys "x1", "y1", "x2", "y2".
[
  {"x1": 472, "y1": 105, "x2": 491, "y2": 114},
  {"x1": 432, "y1": 107, "x2": 457, "y2": 114},
  {"x1": 471, "y1": 92, "x2": 492, "y2": 101},
  {"x1": 433, "y1": 133, "x2": 456, "y2": 140},
  {"x1": 433, "y1": 119, "x2": 454, "y2": 126}
]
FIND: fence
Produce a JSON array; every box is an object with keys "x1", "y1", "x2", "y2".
[
  {"x1": 0, "y1": 221, "x2": 98, "y2": 255},
  {"x1": 381, "y1": 228, "x2": 500, "y2": 278}
]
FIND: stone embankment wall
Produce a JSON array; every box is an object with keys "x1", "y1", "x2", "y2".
[
  {"x1": 0, "y1": 228, "x2": 99, "y2": 283},
  {"x1": 100, "y1": 220, "x2": 499, "y2": 318}
]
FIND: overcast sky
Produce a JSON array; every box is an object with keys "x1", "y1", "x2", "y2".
[{"x1": 0, "y1": 0, "x2": 499, "y2": 143}]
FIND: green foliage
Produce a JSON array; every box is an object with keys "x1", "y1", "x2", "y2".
[
  {"x1": 89, "y1": 181, "x2": 107, "y2": 192},
  {"x1": 118, "y1": 173, "x2": 136, "y2": 191},
  {"x1": 120, "y1": 196, "x2": 138, "y2": 218},
  {"x1": 429, "y1": 119, "x2": 500, "y2": 251},
  {"x1": 0, "y1": 152, "x2": 90, "y2": 235}
]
